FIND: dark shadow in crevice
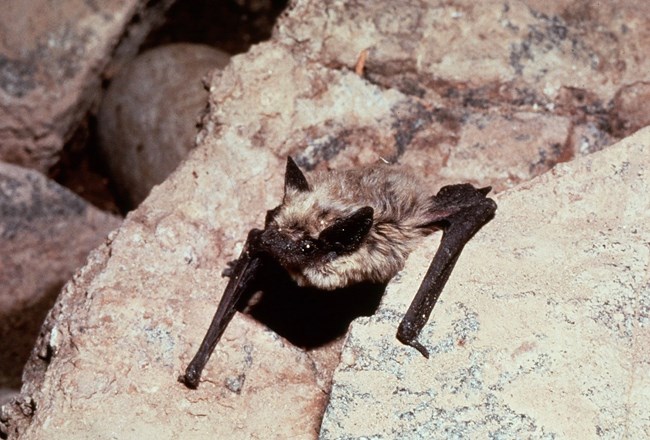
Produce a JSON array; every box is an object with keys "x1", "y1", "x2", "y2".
[
  {"x1": 51, "y1": 115, "x2": 125, "y2": 215},
  {"x1": 142, "y1": 0, "x2": 290, "y2": 55},
  {"x1": 0, "y1": 282, "x2": 62, "y2": 390},
  {"x1": 238, "y1": 260, "x2": 386, "y2": 349},
  {"x1": 54, "y1": 0, "x2": 291, "y2": 215}
]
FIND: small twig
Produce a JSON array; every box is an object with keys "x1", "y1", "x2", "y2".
[{"x1": 354, "y1": 49, "x2": 370, "y2": 76}]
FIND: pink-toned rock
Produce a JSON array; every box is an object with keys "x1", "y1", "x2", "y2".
[
  {"x1": 0, "y1": 0, "x2": 176, "y2": 172},
  {"x1": 277, "y1": 0, "x2": 649, "y2": 164},
  {"x1": 280, "y1": 0, "x2": 650, "y2": 104},
  {"x1": 204, "y1": 42, "x2": 575, "y2": 192},
  {"x1": 3, "y1": 0, "x2": 650, "y2": 438},
  {"x1": 610, "y1": 81, "x2": 650, "y2": 137},
  {"x1": 0, "y1": 162, "x2": 121, "y2": 403}
]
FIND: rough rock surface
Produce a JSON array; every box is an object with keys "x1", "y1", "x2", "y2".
[
  {"x1": 280, "y1": 0, "x2": 650, "y2": 103},
  {"x1": 610, "y1": 81, "x2": 650, "y2": 138},
  {"x1": 277, "y1": 0, "x2": 650, "y2": 149},
  {"x1": 3, "y1": 0, "x2": 650, "y2": 438},
  {"x1": 0, "y1": 148, "x2": 328, "y2": 439},
  {"x1": 204, "y1": 43, "x2": 573, "y2": 194},
  {"x1": 0, "y1": 0, "x2": 175, "y2": 172},
  {"x1": 320, "y1": 128, "x2": 650, "y2": 439},
  {"x1": 258, "y1": 0, "x2": 650, "y2": 187},
  {"x1": 98, "y1": 43, "x2": 230, "y2": 207},
  {"x1": 0, "y1": 162, "x2": 121, "y2": 402}
]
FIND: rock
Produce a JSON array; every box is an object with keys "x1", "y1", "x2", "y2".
[
  {"x1": 204, "y1": 0, "x2": 650, "y2": 190},
  {"x1": 610, "y1": 81, "x2": 650, "y2": 137},
  {"x1": 204, "y1": 42, "x2": 575, "y2": 192},
  {"x1": 320, "y1": 128, "x2": 650, "y2": 439},
  {"x1": 435, "y1": 111, "x2": 573, "y2": 192},
  {"x1": 0, "y1": 162, "x2": 121, "y2": 403},
  {"x1": 0, "y1": 0, "x2": 176, "y2": 172},
  {"x1": 0, "y1": 148, "x2": 328, "y2": 439},
  {"x1": 4, "y1": 0, "x2": 650, "y2": 438},
  {"x1": 277, "y1": 0, "x2": 650, "y2": 166},
  {"x1": 279, "y1": 1, "x2": 650, "y2": 103},
  {"x1": 98, "y1": 44, "x2": 230, "y2": 208}
]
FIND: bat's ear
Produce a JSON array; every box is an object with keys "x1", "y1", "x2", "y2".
[
  {"x1": 319, "y1": 206, "x2": 374, "y2": 254},
  {"x1": 284, "y1": 157, "x2": 310, "y2": 196}
]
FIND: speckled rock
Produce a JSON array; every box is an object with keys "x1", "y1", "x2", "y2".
[
  {"x1": 0, "y1": 147, "x2": 328, "y2": 439},
  {"x1": 97, "y1": 44, "x2": 230, "y2": 207},
  {"x1": 0, "y1": 162, "x2": 121, "y2": 403},
  {"x1": 203, "y1": 42, "x2": 575, "y2": 193},
  {"x1": 319, "y1": 127, "x2": 650, "y2": 439},
  {"x1": 279, "y1": 0, "x2": 650, "y2": 104},
  {"x1": 277, "y1": 0, "x2": 650, "y2": 164},
  {"x1": 3, "y1": 0, "x2": 650, "y2": 438},
  {"x1": 610, "y1": 81, "x2": 650, "y2": 137},
  {"x1": 0, "y1": 0, "x2": 176, "y2": 172}
]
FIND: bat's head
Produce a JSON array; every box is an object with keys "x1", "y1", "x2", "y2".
[{"x1": 257, "y1": 157, "x2": 374, "y2": 289}]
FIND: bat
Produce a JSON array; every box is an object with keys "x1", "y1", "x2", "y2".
[{"x1": 179, "y1": 157, "x2": 497, "y2": 389}]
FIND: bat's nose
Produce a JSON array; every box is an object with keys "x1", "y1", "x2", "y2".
[
  {"x1": 257, "y1": 227, "x2": 308, "y2": 270},
  {"x1": 258, "y1": 228, "x2": 294, "y2": 255}
]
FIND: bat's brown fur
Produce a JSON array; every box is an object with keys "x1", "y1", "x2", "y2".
[{"x1": 268, "y1": 164, "x2": 442, "y2": 290}]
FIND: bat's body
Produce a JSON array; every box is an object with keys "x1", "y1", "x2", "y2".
[
  {"x1": 273, "y1": 165, "x2": 444, "y2": 290},
  {"x1": 180, "y1": 158, "x2": 496, "y2": 389}
]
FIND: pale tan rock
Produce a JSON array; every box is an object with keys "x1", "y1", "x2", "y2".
[
  {"x1": 415, "y1": 111, "x2": 573, "y2": 192},
  {"x1": 204, "y1": 42, "x2": 575, "y2": 192},
  {"x1": 0, "y1": 0, "x2": 175, "y2": 172},
  {"x1": 0, "y1": 162, "x2": 121, "y2": 401},
  {"x1": 277, "y1": 0, "x2": 650, "y2": 169},
  {"x1": 98, "y1": 44, "x2": 230, "y2": 208},
  {"x1": 320, "y1": 128, "x2": 650, "y2": 439}
]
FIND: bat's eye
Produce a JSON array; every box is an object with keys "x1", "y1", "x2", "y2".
[{"x1": 300, "y1": 239, "x2": 317, "y2": 255}]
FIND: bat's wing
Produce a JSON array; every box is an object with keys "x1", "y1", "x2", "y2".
[
  {"x1": 179, "y1": 229, "x2": 263, "y2": 389},
  {"x1": 397, "y1": 184, "x2": 496, "y2": 357}
]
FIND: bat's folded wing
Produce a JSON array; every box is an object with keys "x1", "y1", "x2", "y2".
[{"x1": 179, "y1": 229, "x2": 264, "y2": 389}]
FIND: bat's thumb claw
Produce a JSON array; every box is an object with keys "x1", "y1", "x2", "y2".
[
  {"x1": 397, "y1": 329, "x2": 430, "y2": 358},
  {"x1": 478, "y1": 186, "x2": 492, "y2": 196},
  {"x1": 408, "y1": 340, "x2": 430, "y2": 359}
]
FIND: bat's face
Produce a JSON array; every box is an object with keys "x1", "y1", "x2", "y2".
[
  {"x1": 254, "y1": 158, "x2": 376, "y2": 289},
  {"x1": 260, "y1": 204, "x2": 374, "y2": 274}
]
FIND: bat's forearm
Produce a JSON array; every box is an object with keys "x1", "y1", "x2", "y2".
[
  {"x1": 180, "y1": 230, "x2": 263, "y2": 389},
  {"x1": 396, "y1": 185, "x2": 496, "y2": 357},
  {"x1": 397, "y1": 249, "x2": 461, "y2": 357}
]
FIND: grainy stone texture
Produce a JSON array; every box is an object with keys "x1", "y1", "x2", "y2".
[
  {"x1": 98, "y1": 43, "x2": 230, "y2": 207},
  {"x1": 275, "y1": 0, "x2": 650, "y2": 175},
  {"x1": 0, "y1": 148, "x2": 327, "y2": 439},
  {"x1": 3, "y1": 0, "x2": 650, "y2": 438},
  {"x1": 203, "y1": 42, "x2": 575, "y2": 194},
  {"x1": 279, "y1": 0, "x2": 649, "y2": 102},
  {"x1": 0, "y1": 0, "x2": 175, "y2": 172},
  {"x1": 319, "y1": 128, "x2": 650, "y2": 439},
  {"x1": 0, "y1": 162, "x2": 121, "y2": 402},
  {"x1": 610, "y1": 82, "x2": 650, "y2": 138}
]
